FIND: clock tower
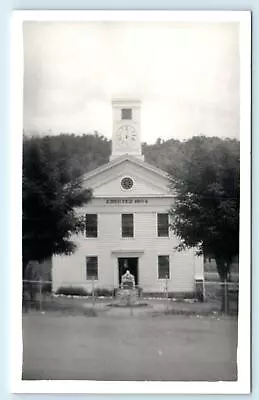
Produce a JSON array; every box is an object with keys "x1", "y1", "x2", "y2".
[{"x1": 110, "y1": 99, "x2": 144, "y2": 161}]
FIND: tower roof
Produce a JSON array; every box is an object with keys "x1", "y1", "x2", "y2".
[{"x1": 112, "y1": 98, "x2": 141, "y2": 107}]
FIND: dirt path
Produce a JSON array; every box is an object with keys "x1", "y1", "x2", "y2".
[{"x1": 22, "y1": 312, "x2": 237, "y2": 381}]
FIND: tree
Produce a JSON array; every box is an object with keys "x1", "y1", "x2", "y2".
[
  {"x1": 22, "y1": 136, "x2": 92, "y2": 274},
  {"x1": 23, "y1": 130, "x2": 185, "y2": 175},
  {"x1": 169, "y1": 136, "x2": 240, "y2": 311},
  {"x1": 143, "y1": 138, "x2": 183, "y2": 172}
]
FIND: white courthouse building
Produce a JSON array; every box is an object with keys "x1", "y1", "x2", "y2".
[{"x1": 52, "y1": 99, "x2": 204, "y2": 295}]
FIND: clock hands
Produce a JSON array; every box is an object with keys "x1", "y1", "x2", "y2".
[{"x1": 116, "y1": 125, "x2": 137, "y2": 144}]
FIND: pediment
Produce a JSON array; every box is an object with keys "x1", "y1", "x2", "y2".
[{"x1": 82, "y1": 155, "x2": 172, "y2": 198}]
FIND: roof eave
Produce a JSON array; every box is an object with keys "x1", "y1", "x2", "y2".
[{"x1": 82, "y1": 154, "x2": 169, "y2": 183}]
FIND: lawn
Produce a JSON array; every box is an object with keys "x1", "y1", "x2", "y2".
[{"x1": 22, "y1": 308, "x2": 238, "y2": 381}]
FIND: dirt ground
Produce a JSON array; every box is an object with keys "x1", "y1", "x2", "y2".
[{"x1": 22, "y1": 309, "x2": 238, "y2": 382}]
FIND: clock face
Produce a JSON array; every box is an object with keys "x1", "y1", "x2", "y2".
[{"x1": 116, "y1": 125, "x2": 137, "y2": 144}]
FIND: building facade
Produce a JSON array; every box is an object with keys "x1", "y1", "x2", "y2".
[{"x1": 52, "y1": 99, "x2": 204, "y2": 294}]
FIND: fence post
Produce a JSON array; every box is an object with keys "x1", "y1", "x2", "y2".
[
  {"x1": 165, "y1": 275, "x2": 169, "y2": 313},
  {"x1": 224, "y1": 279, "x2": 228, "y2": 314},
  {"x1": 130, "y1": 295, "x2": 134, "y2": 316},
  {"x1": 39, "y1": 279, "x2": 43, "y2": 312},
  {"x1": 91, "y1": 277, "x2": 95, "y2": 308}
]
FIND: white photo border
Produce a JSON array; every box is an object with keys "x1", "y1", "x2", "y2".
[{"x1": 9, "y1": 9, "x2": 251, "y2": 395}]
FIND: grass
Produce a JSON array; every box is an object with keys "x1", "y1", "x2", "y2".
[{"x1": 22, "y1": 308, "x2": 238, "y2": 381}]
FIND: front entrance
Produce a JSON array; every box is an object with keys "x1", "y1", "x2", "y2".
[{"x1": 118, "y1": 257, "x2": 138, "y2": 285}]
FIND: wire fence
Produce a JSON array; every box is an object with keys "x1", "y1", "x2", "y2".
[
  {"x1": 22, "y1": 279, "x2": 238, "y2": 316},
  {"x1": 203, "y1": 280, "x2": 239, "y2": 314}
]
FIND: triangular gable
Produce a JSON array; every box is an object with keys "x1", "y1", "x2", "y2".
[
  {"x1": 94, "y1": 173, "x2": 170, "y2": 197},
  {"x1": 82, "y1": 154, "x2": 169, "y2": 182},
  {"x1": 82, "y1": 155, "x2": 173, "y2": 198}
]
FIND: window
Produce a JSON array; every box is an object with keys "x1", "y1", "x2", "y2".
[
  {"x1": 121, "y1": 108, "x2": 132, "y2": 120},
  {"x1": 86, "y1": 256, "x2": 98, "y2": 280},
  {"x1": 157, "y1": 213, "x2": 169, "y2": 237},
  {"x1": 85, "y1": 214, "x2": 98, "y2": 238},
  {"x1": 121, "y1": 177, "x2": 134, "y2": 190},
  {"x1": 158, "y1": 255, "x2": 170, "y2": 279},
  {"x1": 121, "y1": 214, "x2": 134, "y2": 237}
]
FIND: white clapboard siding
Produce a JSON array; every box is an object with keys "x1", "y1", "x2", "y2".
[
  {"x1": 52, "y1": 156, "x2": 204, "y2": 293},
  {"x1": 53, "y1": 211, "x2": 198, "y2": 293},
  {"x1": 94, "y1": 175, "x2": 168, "y2": 197},
  {"x1": 83, "y1": 159, "x2": 171, "y2": 195}
]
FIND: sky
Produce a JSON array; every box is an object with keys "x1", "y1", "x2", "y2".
[{"x1": 23, "y1": 21, "x2": 240, "y2": 144}]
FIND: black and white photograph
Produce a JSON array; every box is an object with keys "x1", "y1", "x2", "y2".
[{"x1": 10, "y1": 10, "x2": 251, "y2": 394}]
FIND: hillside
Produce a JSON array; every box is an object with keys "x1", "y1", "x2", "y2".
[
  {"x1": 23, "y1": 132, "x2": 186, "y2": 176},
  {"x1": 23, "y1": 132, "x2": 239, "y2": 178}
]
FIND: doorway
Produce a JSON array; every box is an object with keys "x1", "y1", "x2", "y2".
[{"x1": 118, "y1": 257, "x2": 138, "y2": 285}]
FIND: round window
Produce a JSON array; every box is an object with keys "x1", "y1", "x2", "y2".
[{"x1": 121, "y1": 177, "x2": 134, "y2": 190}]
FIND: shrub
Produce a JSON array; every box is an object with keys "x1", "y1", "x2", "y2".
[
  {"x1": 195, "y1": 280, "x2": 205, "y2": 302},
  {"x1": 113, "y1": 288, "x2": 118, "y2": 297},
  {"x1": 93, "y1": 288, "x2": 113, "y2": 297},
  {"x1": 141, "y1": 291, "x2": 196, "y2": 299},
  {"x1": 42, "y1": 282, "x2": 52, "y2": 293},
  {"x1": 168, "y1": 291, "x2": 196, "y2": 300},
  {"x1": 55, "y1": 286, "x2": 89, "y2": 297}
]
